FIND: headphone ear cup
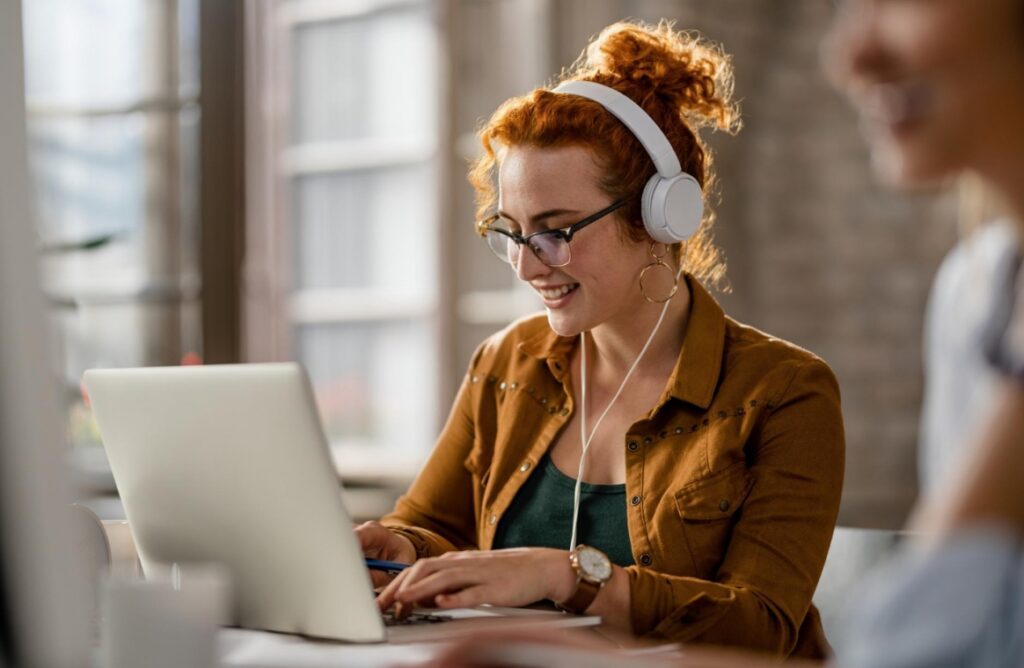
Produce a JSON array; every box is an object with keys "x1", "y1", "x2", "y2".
[{"x1": 641, "y1": 173, "x2": 703, "y2": 244}]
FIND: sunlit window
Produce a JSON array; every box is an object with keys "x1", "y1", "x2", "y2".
[
  {"x1": 254, "y1": 0, "x2": 442, "y2": 457},
  {"x1": 22, "y1": 0, "x2": 201, "y2": 455}
]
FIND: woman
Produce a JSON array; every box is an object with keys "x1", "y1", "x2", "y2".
[
  {"x1": 822, "y1": 0, "x2": 1024, "y2": 665},
  {"x1": 357, "y1": 21, "x2": 845, "y2": 658}
]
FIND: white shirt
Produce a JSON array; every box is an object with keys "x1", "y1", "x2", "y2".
[{"x1": 918, "y1": 221, "x2": 1021, "y2": 496}]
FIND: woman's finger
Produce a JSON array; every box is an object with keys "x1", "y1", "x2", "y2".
[
  {"x1": 434, "y1": 584, "x2": 495, "y2": 609},
  {"x1": 392, "y1": 566, "x2": 478, "y2": 608},
  {"x1": 354, "y1": 521, "x2": 385, "y2": 554},
  {"x1": 378, "y1": 555, "x2": 446, "y2": 610},
  {"x1": 376, "y1": 565, "x2": 414, "y2": 611}
]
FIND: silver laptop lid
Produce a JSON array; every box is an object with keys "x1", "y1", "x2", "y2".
[{"x1": 84, "y1": 363, "x2": 385, "y2": 642}]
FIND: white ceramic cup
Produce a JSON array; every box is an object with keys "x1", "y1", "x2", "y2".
[{"x1": 101, "y1": 562, "x2": 232, "y2": 668}]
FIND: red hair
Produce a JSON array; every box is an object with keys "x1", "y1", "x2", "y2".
[{"x1": 469, "y1": 20, "x2": 740, "y2": 288}]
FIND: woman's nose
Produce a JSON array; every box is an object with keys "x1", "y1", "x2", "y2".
[{"x1": 513, "y1": 244, "x2": 551, "y2": 282}]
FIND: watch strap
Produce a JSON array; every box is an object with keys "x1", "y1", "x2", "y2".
[{"x1": 556, "y1": 576, "x2": 602, "y2": 614}]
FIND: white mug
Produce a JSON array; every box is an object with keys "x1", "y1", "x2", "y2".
[{"x1": 101, "y1": 562, "x2": 232, "y2": 668}]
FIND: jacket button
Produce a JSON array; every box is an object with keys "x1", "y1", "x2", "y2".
[
  {"x1": 627, "y1": 441, "x2": 639, "y2": 452},
  {"x1": 674, "y1": 427, "x2": 683, "y2": 435},
  {"x1": 643, "y1": 437, "x2": 652, "y2": 445},
  {"x1": 719, "y1": 499, "x2": 730, "y2": 512},
  {"x1": 519, "y1": 462, "x2": 531, "y2": 472},
  {"x1": 630, "y1": 495, "x2": 641, "y2": 506},
  {"x1": 639, "y1": 554, "x2": 652, "y2": 566},
  {"x1": 488, "y1": 515, "x2": 497, "y2": 526}
]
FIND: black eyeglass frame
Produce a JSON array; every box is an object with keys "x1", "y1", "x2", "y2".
[{"x1": 477, "y1": 197, "x2": 630, "y2": 268}]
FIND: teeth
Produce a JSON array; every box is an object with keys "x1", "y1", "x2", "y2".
[
  {"x1": 861, "y1": 82, "x2": 932, "y2": 125},
  {"x1": 537, "y1": 284, "x2": 576, "y2": 300}
]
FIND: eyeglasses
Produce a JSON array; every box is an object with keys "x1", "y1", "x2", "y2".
[{"x1": 477, "y1": 198, "x2": 629, "y2": 268}]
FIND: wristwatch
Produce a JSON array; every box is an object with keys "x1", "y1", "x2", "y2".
[{"x1": 556, "y1": 545, "x2": 612, "y2": 614}]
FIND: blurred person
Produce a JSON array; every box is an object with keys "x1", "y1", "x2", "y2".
[
  {"x1": 916, "y1": 181, "x2": 1017, "y2": 496},
  {"x1": 822, "y1": 0, "x2": 1024, "y2": 665},
  {"x1": 356, "y1": 21, "x2": 846, "y2": 659}
]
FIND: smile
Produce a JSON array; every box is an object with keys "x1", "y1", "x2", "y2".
[
  {"x1": 535, "y1": 283, "x2": 579, "y2": 300},
  {"x1": 860, "y1": 81, "x2": 934, "y2": 128}
]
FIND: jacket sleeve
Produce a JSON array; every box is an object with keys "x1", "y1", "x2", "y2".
[
  {"x1": 379, "y1": 343, "x2": 488, "y2": 558},
  {"x1": 628, "y1": 357, "x2": 845, "y2": 656}
]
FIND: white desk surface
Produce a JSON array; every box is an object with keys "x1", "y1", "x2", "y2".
[
  {"x1": 219, "y1": 628, "x2": 440, "y2": 667},
  {"x1": 217, "y1": 627, "x2": 690, "y2": 668}
]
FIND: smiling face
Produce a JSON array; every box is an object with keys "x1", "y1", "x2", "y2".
[
  {"x1": 823, "y1": 0, "x2": 1024, "y2": 186},
  {"x1": 497, "y1": 145, "x2": 653, "y2": 337}
]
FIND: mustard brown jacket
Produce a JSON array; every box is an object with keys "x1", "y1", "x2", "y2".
[{"x1": 382, "y1": 275, "x2": 845, "y2": 658}]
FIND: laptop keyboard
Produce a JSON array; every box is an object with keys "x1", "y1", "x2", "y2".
[{"x1": 382, "y1": 611, "x2": 453, "y2": 627}]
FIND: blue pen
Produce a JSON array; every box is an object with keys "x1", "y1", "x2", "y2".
[{"x1": 365, "y1": 558, "x2": 410, "y2": 575}]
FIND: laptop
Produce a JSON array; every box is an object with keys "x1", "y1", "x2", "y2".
[{"x1": 83, "y1": 363, "x2": 600, "y2": 643}]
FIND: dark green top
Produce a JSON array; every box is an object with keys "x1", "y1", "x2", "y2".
[{"x1": 492, "y1": 453, "x2": 634, "y2": 567}]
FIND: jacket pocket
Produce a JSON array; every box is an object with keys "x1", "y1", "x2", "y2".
[{"x1": 674, "y1": 462, "x2": 754, "y2": 580}]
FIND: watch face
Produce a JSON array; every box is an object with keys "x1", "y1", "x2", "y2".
[{"x1": 578, "y1": 546, "x2": 612, "y2": 582}]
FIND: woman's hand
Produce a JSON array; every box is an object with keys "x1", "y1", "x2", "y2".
[
  {"x1": 354, "y1": 520, "x2": 417, "y2": 588},
  {"x1": 376, "y1": 547, "x2": 576, "y2": 617}
]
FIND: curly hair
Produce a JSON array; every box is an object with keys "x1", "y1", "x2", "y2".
[{"x1": 468, "y1": 20, "x2": 741, "y2": 288}]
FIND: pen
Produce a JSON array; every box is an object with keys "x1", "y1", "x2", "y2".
[{"x1": 365, "y1": 558, "x2": 410, "y2": 575}]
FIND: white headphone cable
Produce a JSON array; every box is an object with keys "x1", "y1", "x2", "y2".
[{"x1": 568, "y1": 266, "x2": 683, "y2": 551}]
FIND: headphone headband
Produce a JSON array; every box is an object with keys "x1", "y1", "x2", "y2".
[
  {"x1": 549, "y1": 79, "x2": 703, "y2": 244},
  {"x1": 551, "y1": 80, "x2": 682, "y2": 178}
]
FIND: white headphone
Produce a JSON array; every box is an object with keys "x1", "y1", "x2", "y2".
[{"x1": 551, "y1": 80, "x2": 703, "y2": 244}]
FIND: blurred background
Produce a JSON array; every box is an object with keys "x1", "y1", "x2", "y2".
[{"x1": 23, "y1": 0, "x2": 961, "y2": 530}]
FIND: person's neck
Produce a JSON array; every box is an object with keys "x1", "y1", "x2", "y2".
[{"x1": 583, "y1": 280, "x2": 691, "y2": 380}]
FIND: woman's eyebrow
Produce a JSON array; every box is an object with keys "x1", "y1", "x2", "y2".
[{"x1": 496, "y1": 208, "x2": 582, "y2": 225}]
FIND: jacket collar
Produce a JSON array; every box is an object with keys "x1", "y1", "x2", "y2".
[
  {"x1": 665, "y1": 275, "x2": 724, "y2": 409},
  {"x1": 516, "y1": 274, "x2": 725, "y2": 409}
]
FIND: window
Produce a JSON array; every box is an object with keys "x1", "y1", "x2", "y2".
[
  {"x1": 248, "y1": 0, "x2": 442, "y2": 461},
  {"x1": 22, "y1": 0, "x2": 201, "y2": 458}
]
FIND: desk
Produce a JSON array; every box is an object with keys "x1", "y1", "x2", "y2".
[
  {"x1": 217, "y1": 610, "x2": 608, "y2": 667},
  {"x1": 217, "y1": 626, "x2": 696, "y2": 668},
  {"x1": 217, "y1": 630, "x2": 803, "y2": 668},
  {"x1": 219, "y1": 629, "x2": 440, "y2": 667}
]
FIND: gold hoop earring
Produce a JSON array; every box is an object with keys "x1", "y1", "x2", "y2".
[{"x1": 639, "y1": 242, "x2": 679, "y2": 304}]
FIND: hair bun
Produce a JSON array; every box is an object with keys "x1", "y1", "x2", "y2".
[{"x1": 573, "y1": 20, "x2": 739, "y2": 133}]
